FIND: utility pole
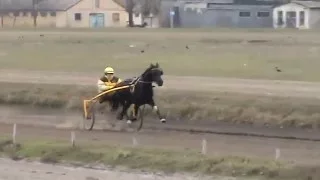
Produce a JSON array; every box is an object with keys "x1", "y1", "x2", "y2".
[{"x1": 170, "y1": 7, "x2": 175, "y2": 28}]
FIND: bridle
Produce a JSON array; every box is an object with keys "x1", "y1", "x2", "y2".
[{"x1": 133, "y1": 67, "x2": 163, "y2": 85}]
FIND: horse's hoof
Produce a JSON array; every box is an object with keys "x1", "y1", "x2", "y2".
[
  {"x1": 160, "y1": 119, "x2": 166, "y2": 123},
  {"x1": 127, "y1": 120, "x2": 132, "y2": 124}
]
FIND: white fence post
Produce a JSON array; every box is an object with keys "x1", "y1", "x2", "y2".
[
  {"x1": 71, "y1": 131, "x2": 75, "y2": 147},
  {"x1": 132, "y1": 136, "x2": 138, "y2": 147},
  {"x1": 12, "y1": 123, "x2": 17, "y2": 144},
  {"x1": 201, "y1": 138, "x2": 207, "y2": 155},
  {"x1": 275, "y1": 148, "x2": 280, "y2": 160}
]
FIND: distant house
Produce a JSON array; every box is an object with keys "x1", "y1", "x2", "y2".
[
  {"x1": 0, "y1": 0, "x2": 131, "y2": 28},
  {"x1": 160, "y1": 0, "x2": 282, "y2": 28},
  {"x1": 273, "y1": 1, "x2": 320, "y2": 29},
  {"x1": 133, "y1": 12, "x2": 160, "y2": 28},
  {"x1": 143, "y1": 13, "x2": 160, "y2": 28}
]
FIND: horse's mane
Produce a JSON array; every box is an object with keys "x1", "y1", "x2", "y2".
[
  {"x1": 114, "y1": 63, "x2": 160, "y2": 88},
  {"x1": 140, "y1": 63, "x2": 159, "y2": 78}
]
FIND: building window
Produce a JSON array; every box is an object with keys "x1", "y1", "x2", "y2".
[
  {"x1": 95, "y1": 0, "x2": 100, "y2": 8},
  {"x1": 299, "y1": 11, "x2": 305, "y2": 26},
  {"x1": 239, "y1": 11, "x2": 250, "y2": 17},
  {"x1": 40, "y1": 12, "x2": 47, "y2": 17},
  {"x1": 112, "y1": 13, "x2": 120, "y2": 22},
  {"x1": 277, "y1": 11, "x2": 283, "y2": 25},
  {"x1": 257, "y1": 11, "x2": 270, "y2": 17},
  {"x1": 13, "y1": 12, "x2": 19, "y2": 16},
  {"x1": 50, "y1": 12, "x2": 56, "y2": 17},
  {"x1": 22, "y1": 12, "x2": 28, "y2": 16},
  {"x1": 74, "y1": 13, "x2": 81, "y2": 21}
]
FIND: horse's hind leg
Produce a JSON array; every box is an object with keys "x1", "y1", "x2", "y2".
[
  {"x1": 117, "y1": 101, "x2": 130, "y2": 121},
  {"x1": 111, "y1": 99, "x2": 119, "y2": 112},
  {"x1": 132, "y1": 104, "x2": 139, "y2": 121}
]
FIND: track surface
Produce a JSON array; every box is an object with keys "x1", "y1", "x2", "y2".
[
  {"x1": 1, "y1": 104, "x2": 320, "y2": 166},
  {"x1": 0, "y1": 69, "x2": 320, "y2": 166},
  {"x1": 2, "y1": 69, "x2": 320, "y2": 97},
  {"x1": 0, "y1": 158, "x2": 223, "y2": 180}
]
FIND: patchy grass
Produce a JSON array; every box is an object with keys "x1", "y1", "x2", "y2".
[
  {"x1": 1, "y1": 82, "x2": 320, "y2": 129},
  {"x1": 0, "y1": 138, "x2": 319, "y2": 180},
  {"x1": 1, "y1": 30, "x2": 320, "y2": 81}
]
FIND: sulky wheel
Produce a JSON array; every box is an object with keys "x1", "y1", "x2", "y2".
[{"x1": 82, "y1": 102, "x2": 96, "y2": 131}]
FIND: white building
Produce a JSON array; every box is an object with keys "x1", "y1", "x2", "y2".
[{"x1": 273, "y1": 1, "x2": 320, "y2": 29}]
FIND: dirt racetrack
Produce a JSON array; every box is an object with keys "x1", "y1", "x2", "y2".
[
  {"x1": 2, "y1": 69, "x2": 320, "y2": 98},
  {"x1": 1, "y1": 106, "x2": 320, "y2": 166},
  {"x1": 0, "y1": 69, "x2": 320, "y2": 167}
]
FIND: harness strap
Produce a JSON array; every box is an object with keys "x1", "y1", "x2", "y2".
[{"x1": 138, "y1": 80, "x2": 152, "y2": 84}]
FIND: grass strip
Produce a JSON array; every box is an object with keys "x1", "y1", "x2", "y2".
[
  {"x1": 0, "y1": 139, "x2": 319, "y2": 180},
  {"x1": 0, "y1": 82, "x2": 320, "y2": 129},
  {"x1": 1, "y1": 30, "x2": 320, "y2": 81}
]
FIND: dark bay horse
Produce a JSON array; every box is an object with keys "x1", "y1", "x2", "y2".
[{"x1": 111, "y1": 63, "x2": 166, "y2": 124}]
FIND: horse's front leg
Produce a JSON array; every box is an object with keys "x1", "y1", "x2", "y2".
[{"x1": 148, "y1": 99, "x2": 166, "y2": 123}]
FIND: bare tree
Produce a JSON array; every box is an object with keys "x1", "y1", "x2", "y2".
[
  {"x1": 124, "y1": 0, "x2": 161, "y2": 27},
  {"x1": 32, "y1": 0, "x2": 44, "y2": 27},
  {"x1": 139, "y1": 0, "x2": 161, "y2": 16},
  {"x1": 125, "y1": 0, "x2": 136, "y2": 27}
]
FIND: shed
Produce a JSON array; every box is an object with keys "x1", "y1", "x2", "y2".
[
  {"x1": 273, "y1": 1, "x2": 320, "y2": 29},
  {"x1": 181, "y1": 4, "x2": 274, "y2": 28},
  {"x1": 164, "y1": 0, "x2": 278, "y2": 28}
]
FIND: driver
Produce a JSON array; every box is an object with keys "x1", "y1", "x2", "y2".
[{"x1": 97, "y1": 66, "x2": 122, "y2": 104}]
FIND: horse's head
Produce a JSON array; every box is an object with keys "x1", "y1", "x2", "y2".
[{"x1": 142, "y1": 63, "x2": 164, "y2": 86}]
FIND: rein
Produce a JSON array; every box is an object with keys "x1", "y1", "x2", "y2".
[{"x1": 132, "y1": 68, "x2": 161, "y2": 85}]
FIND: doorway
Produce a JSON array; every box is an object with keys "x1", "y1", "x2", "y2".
[
  {"x1": 89, "y1": 13, "x2": 105, "y2": 28},
  {"x1": 286, "y1": 11, "x2": 296, "y2": 28}
]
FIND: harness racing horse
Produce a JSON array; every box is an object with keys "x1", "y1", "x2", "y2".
[{"x1": 111, "y1": 63, "x2": 166, "y2": 124}]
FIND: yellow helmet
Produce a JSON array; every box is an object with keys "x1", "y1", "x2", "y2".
[{"x1": 104, "y1": 67, "x2": 114, "y2": 74}]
